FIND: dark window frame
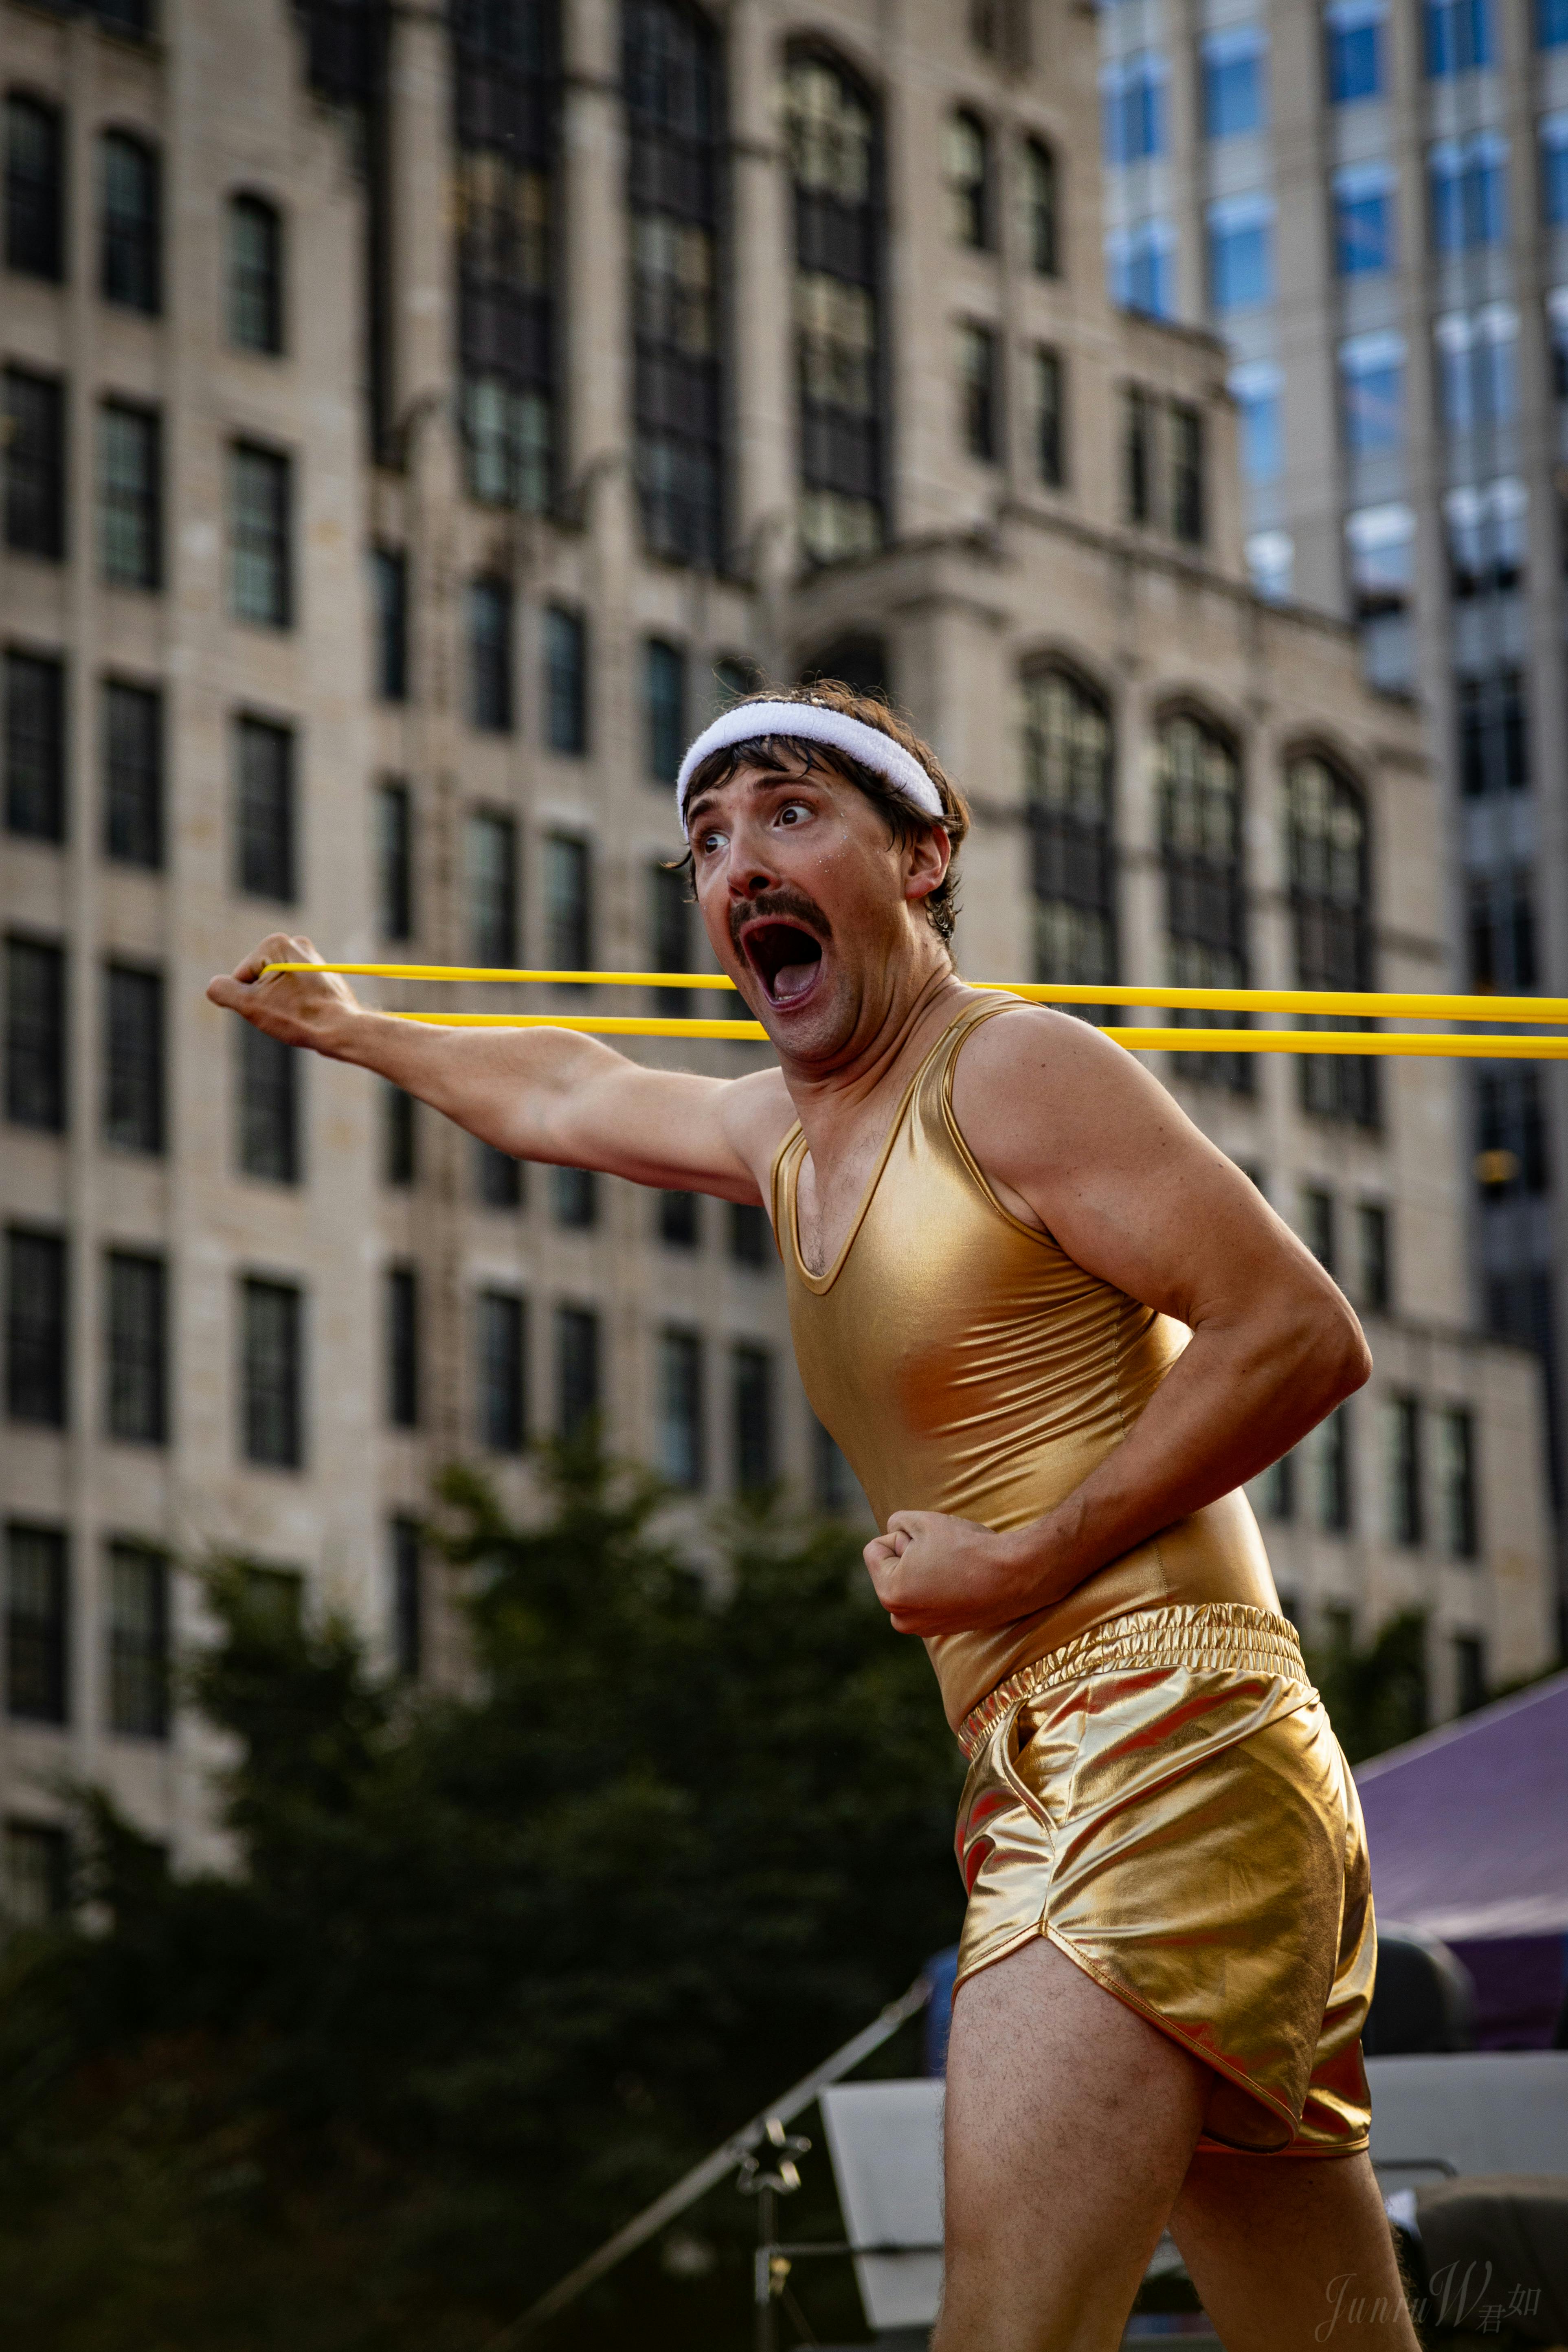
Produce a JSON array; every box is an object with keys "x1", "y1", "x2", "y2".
[
  {"x1": 6, "y1": 1225, "x2": 68, "y2": 1429},
  {"x1": 227, "y1": 189, "x2": 285, "y2": 354},
  {"x1": 4, "y1": 1521, "x2": 68, "y2": 1724},
  {"x1": 98, "y1": 398, "x2": 162, "y2": 589},
  {"x1": 240, "y1": 1274, "x2": 303, "y2": 1469},
  {"x1": 103, "y1": 676, "x2": 162, "y2": 867},
  {"x1": 105, "y1": 1539, "x2": 169, "y2": 1739},
  {"x1": 4, "y1": 367, "x2": 67, "y2": 561},
  {"x1": 4, "y1": 933, "x2": 67, "y2": 1133},
  {"x1": 228, "y1": 439, "x2": 292, "y2": 628},
  {"x1": 6, "y1": 90, "x2": 65, "y2": 281},
  {"x1": 103, "y1": 960, "x2": 164, "y2": 1155},
  {"x1": 104, "y1": 1248, "x2": 167, "y2": 1445},
  {"x1": 4, "y1": 648, "x2": 66, "y2": 842},
  {"x1": 99, "y1": 125, "x2": 160, "y2": 314}
]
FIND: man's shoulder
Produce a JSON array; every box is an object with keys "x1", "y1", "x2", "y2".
[{"x1": 717, "y1": 1060, "x2": 799, "y2": 1162}]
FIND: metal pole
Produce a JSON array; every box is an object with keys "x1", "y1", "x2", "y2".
[{"x1": 755, "y1": 2181, "x2": 777, "y2": 2352}]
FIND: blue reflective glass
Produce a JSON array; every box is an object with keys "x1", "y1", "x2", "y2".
[
  {"x1": 1541, "y1": 0, "x2": 1568, "y2": 45},
  {"x1": 1203, "y1": 36, "x2": 1265, "y2": 137},
  {"x1": 1544, "y1": 124, "x2": 1568, "y2": 222},
  {"x1": 1342, "y1": 356, "x2": 1405, "y2": 453},
  {"x1": 1209, "y1": 213, "x2": 1274, "y2": 311},
  {"x1": 1335, "y1": 185, "x2": 1395, "y2": 274},
  {"x1": 1328, "y1": 14, "x2": 1385, "y2": 102},
  {"x1": 1425, "y1": 0, "x2": 1494, "y2": 76},
  {"x1": 1237, "y1": 388, "x2": 1282, "y2": 483}
]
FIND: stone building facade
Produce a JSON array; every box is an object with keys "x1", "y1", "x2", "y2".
[{"x1": 0, "y1": 0, "x2": 1555, "y2": 1907}]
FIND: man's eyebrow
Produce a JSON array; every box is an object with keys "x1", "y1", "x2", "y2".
[{"x1": 685, "y1": 769, "x2": 819, "y2": 836}]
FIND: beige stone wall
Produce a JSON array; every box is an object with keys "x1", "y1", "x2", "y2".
[{"x1": 0, "y1": 0, "x2": 1554, "y2": 1881}]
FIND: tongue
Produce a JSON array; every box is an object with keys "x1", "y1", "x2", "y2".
[{"x1": 770, "y1": 959, "x2": 819, "y2": 1004}]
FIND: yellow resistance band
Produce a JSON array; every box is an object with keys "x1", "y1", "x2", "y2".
[{"x1": 258, "y1": 966, "x2": 1568, "y2": 1056}]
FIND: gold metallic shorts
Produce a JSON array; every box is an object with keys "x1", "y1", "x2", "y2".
[{"x1": 953, "y1": 1602, "x2": 1375, "y2": 2157}]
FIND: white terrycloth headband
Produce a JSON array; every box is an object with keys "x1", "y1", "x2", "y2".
[{"x1": 676, "y1": 700, "x2": 946, "y2": 826}]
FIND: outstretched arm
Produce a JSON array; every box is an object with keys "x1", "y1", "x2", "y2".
[
  {"x1": 206, "y1": 933, "x2": 785, "y2": 1201},
  {"x1": 864, "y1": 1007, "x2": 1370, "y2": 1635}
]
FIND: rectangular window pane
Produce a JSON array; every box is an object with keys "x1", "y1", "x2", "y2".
[
  {"x1": 545, "y1": 833, "x2": 591, "y2": 970},
  {"x1": 4, "y1": 369, "x2": 66, "y2": 559},
  {"x1": 234, "y1": 716, "x2": 295, "y2": 901},
  {"x1": 237, "y1": 1025, "x2": 300, "y2": 1182},
  {"x1": 3, "y1": 1818, "x2": 69, "y2": 1922},
  {"x1": 813, "y1": 1418, "x2": 858, "y2": 1515},
  {"x1": 107, "y1": 1542, "x2": 169, "y2": 1737},
  {"x1": 729, "y1": 1202, "x2": 772, "y2": 1268},
  {"x1": 1357, "y1": 1203, "x2": 1391, "y2": 1312},
  {"x1": 241, "y1": 1276, "x2": 302, "y2": 1466},
  {"x1": 1315, "y1": 1403, "x2": 1353, "y2": 1533},
  {"x1": 545, "y1": 606, "x2": 587, "y2": 753},
  {"x1": 658, "y1": 1327, "x2": 705, "y2": 1489},
  {"x1": 229, "y1": 442, "x2": 290, "y2": 626},
  {"x1": 390, "y1": 1516, "x2": 421, "y2": 1679},
  {"x1": 103, "y1": 679, "x2": 162, "y2": 866},
  {"x1": 467, "y1": 578, "x2": 513, "y2": 731},
  {"x1": 5, "y1": 650, "x2": 66, "y2": 841},
  {"x1": 103, "y1": 964, "x2": 164, "y2": 1154},
  {"x1": 1033, "y1": 347, "x2": 1065, "y2": 488},
  {"x1": 6, "y1": 95, "x2": 64, "y2": 281},
  {"x1": 5, "y1": 936, "x2": 67, "y2": 1131},
  {"x1": 466, "y1": 811, "x2": 517, "y2": 964},
  {"x1": 1438, "y1": 1406, "x2": 1479, "y2": 1558},
  {"x1": 105, "y1": 1251, "x2": 167, "y2": 1444},
  {"x1": 733, "y1": 1342, "x2": 773, "y2": 1491},
  {"x1": 1202, "y1": 28, "x2": 1266, "y2": 138},
  {"x1": 371, "y1": 547, "x2": 408, "y2": 701},
  {"x1": 1327, "y1": 0, "x2": 1386, "y2": 101},
  {"x1": 384, "y1": 1084, "x2": 416, "y2": 1188},
  {"x1": 228, "y1": 194, "x2": 284, "y2": 353},
  {"x1": 1386, "y1": 1394, "x2": 1423, "y2": 1545},
  {"x1": 386, "y1": 1264, "x2": 419, "y2": 1428},
  {"x1": 99, "y1": 403, "x2": 161, "y2": 589},
  {"x1": 645, "y1": 640, "x2": 685, "y2": 782},
  {"x1": 477, "y1": 1288, "x2": 526, "y2": 1453},
  {"x1": 658, "y1": 1188, "x2": 699, "y2": 1247},
  {"x1": 4, "y1": 1524, "x2": 68, "y2": 1723},
  {"x1": 474, "y1": 1136, "x2": 523, "y2": 1208},
  {"x1": 1022, "y1": 138, "x2": 1057, "y2": 275},
  {"x1": 1301, "y1": 1186, "x2": 1336, "y2": 1273},
  {"x1": 1453, "y1": 1632, "x2": 1486, "y2": 1713},
  {"x1": 6, "y1": 1229, "x2": 67, "y2": 1428},
  {"x1": 551, "y1": 1166, "x2": 598, "y2": 1228},
  {"x1": 556, "y1": 1304, "x2": 599, "y2": 1439},
  {"x1": 959, "y1": 323, "x2": 999, "y2": 462},
  {"x1": 1207, "y1": 197, "x2": 1274, "y2": 313},
  {"x1": 1170, "y1": 402, "x2": 1204, "y2": 543},
  {"x1": 377, "y1": 778, "x2": 413, "y2": 940},
  {"x1": 100, "y1": 132, "x2": 160, "y2": 313}
]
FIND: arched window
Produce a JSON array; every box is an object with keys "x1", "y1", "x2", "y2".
[
  {"x1": 455, "y1": 0, "x2": 561, "y2": 514},
  {"x1": 786, "y1": 52, "x2": 884, "y2": 565},
  {"x1": 625, "y1": 0, "x2": 724, "y2": 568},
  {"x1": 1159, "y1": 712, "x2": 1251, "y2": 1091},
  {"x1": 6, "y1": 93, "x2": 65, "y2": 282},
  {"x1": 1287, "y1": 751, "x2": 1377, "y2": 1125},
  {"x1": 946, "y1": 108, "x2": 991, "y2": 248},
  {"x1": 228, "y1": 194, "x2": 283, "y2": 354},
  {"x1": 100, "y1": 129, "x2": 159, "y2": 314},
  {"x1": 1021, "y1": 668, "x2": 1115, "y2": 988}
]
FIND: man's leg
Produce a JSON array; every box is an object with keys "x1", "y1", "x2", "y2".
[
  {"x1": 1168, "y1": 2149, "x2": 1421, "y2": 2351},
  {"x1": 935, "y1": 1936, "x2": 1209, "y2": 2352}
]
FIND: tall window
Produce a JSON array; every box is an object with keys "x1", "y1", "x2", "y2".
[
  {"x1": 1438, "y1": 1407, "x2": 1479, "y2": 1558},
  {"x1": 474, "y1": 1138, "x2": 523, "y2": 1209},
  {"x1": 1107, "y1": 220, "x2": 1176, "y2": 318},
  {"x1": 228, "y1": 193, "x2": 284, "y2": 353},
  {"x1": 1171, "y1": 403, "x2": 1203, "y2": 543},
  {"x1": 467, "y1": 577, "x2": 513, "y2": 731},
  {"x1": 103, "y1": 963, "x2": 164, "y2": 1153},
  {"x1": 377, "y1": 779, "x2": 413, "y2": 940},
  {"x1": 1230, "y1": 362, "x2": 1282, "y2": 486},
  {"x1": 1477, "y1": 1069, "x2": 1550, "y2": 1199},
  {"x1": 1436, "y1": 311, "x2": 1518, "y2": 435},
  {"x1": 5, "y1": 93, "x2": 64, "y2": 280},
  {"x1": 1425, "y1": 0, "x2": 1493, "y2": 76},
  {"x1": 1358, "y1": 1201, "x2": 1392, "y2": 1313},
  {"x1": 729, "y1": 1203, "x2": 771, "y2": 1268},
  {"x1": 5, "y1": 1524, "x2": 68, "y2": 1724},
  {"x1": 645, "y1": 638, "x2": 685, "y2": 782},
  {"x1": 103, "y1": 679, "x2": 161, "y2": 867},
  {"x1": 1339, "y1": 333, "x2": 1405, "y2": 458},
  {"x1": 241, "y1": 1276, "x2": 303, "y2": 1468},
  {"x1": 1386, "y1": 1394, "x2": 1423, "y2": 1546},
  {"x1": 384, "y1": 1085, "x2": 417, "y2": 1188},
  {"x1": 229, "y1": 443, "x2": 290, "y2": 626},
  {"x1": 99, "y1": 130, "x2": 159, "y2": 312},
  {"x1": 1159, "y1": 714, "x2": 1250, "y2": 1092},
  {"x1": 237, "y1": 1026, "x2": 301, "y2": 1184},
  {"x1": 1543, "y1": 0, "x2": 1568, "y2": 46},
  {"x1": 657, "y1": 1327, "x2": 704, "y2": 1488},
  {"x1": 733, "y1": 1343, "x2": 773, "y2": 1491},
  {"x1": 545, "y1": 606, "x2": 587, "y2": 752},
  {"x1": 4, "y1": 369, "x2": 66, "y2": 560},
  {"x1": 1543, "y1": 114, "x2": 1568, "y2": 224},
  {"x1": 5, "y1": 936, "x2": 66, "y2": 1132},
  {"x1": 106, "y1": 1543, "x2": 168, "y2": 1738},
  {"x1": 1429, "y1": 136, "x2": 1509, "y2": 253},
  {"x1": 1287, "y1": 753, "x2": 1375, "y2": 1125},
  {"x1": 5, "y1": 650, "x2": 66, "y2": 842},
  {"x1": 1124, "y1": 387, "x2": 1154, "y2": 523},
  {"x1": 1020, "y1": 138, "x2": 1057, "y2": 276},
  {"x1": 6, "y1": 1228, "x2": 67, "y2": 1427},
  {"x1": 1101, "y1": 52, "x2": 1168, "y2": 165},
  {"x1": 477, "y1": 1288, "x2": 526, "y2": 1452},
  {"x1": 105, "y1": 1250, "x2": 166, "y2": 1445},
  {"x1": 466, "y1": 810, "x2": 517, "y2": 964},
  {"x1": 1202, "y1": 26, "x2": 1266, "y2": 137},
  {"x1": 233, "y1": 715, "x2": 295, "y2": 902},
  {"x1": 389, "y1": 1518, "x2": 422, "y2": 1680},
  {"x1": 371, "y1": 547, "x2": 407, "y2": 702},
  {"x1": 1467, "y1": 865, "x2": 1536, "y2": 991},
  {"x1": 1207, "y1": 195, "x2": 1274, "y2": 313},
  {"x1": 1315, "y1": 1405, "x2": 1353, "y2": 1533},
  {"x1": 947, "y1": 110, "x2": 991, "y2": 248},
  {"x1": 545, "y1": 833, "x2": 591, "y2": 969},
  {"x1": 555, "y1": 1304, "x2": 599, "y2": 1438},
  {"x1": 551, "y1": 1166, "x2": 598, "y2": 1228},
  {"x1": 1032, "y1": 348, "x2": 1065, "y2": 488},
  {"x1": 1458, "y1": 672, "x2": 1528, "y2": 795},
  {"x1": 1334, "y1": 164, "x2": 1397, "y2": 277},
  {"x1": 659, "y1": 1189, "x2": 699, "y2": 1247},
  {"x1": 651, "y1": 859, "x2": 691, "y2": 1012},
  {"x1": 1327, "y1": 0, "x2": 1386, "y2": 101},
  {"x1": 787, "y1": 52, "x2": 885, "y2": 565},
  {"x1": 1301, "y1": 1185, "x2": 1336, "y2": 1272},
  {"x1": 99, "y1": 403, "x2": 160, "y2": 589},
  {"x1": 1022, "y1": 669, "x2": 1115, "y2": 990},
  {"x1": 386, "y1": 1265, "x2": 419, "y2": 1429},
  {"x1": 626, "y1": 0, "x2": 724, "y2": 567},
  {"x1": 455, "y1": 0, "x2": 559, "y2": 512},
  {"x1": 959, "y1": 323, "x2": 999, "y2": 463}
]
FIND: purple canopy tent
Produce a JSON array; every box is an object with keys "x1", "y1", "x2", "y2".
[{"x1": 1355, "y1": 1671, "x2": 1568, "y2": 2048}]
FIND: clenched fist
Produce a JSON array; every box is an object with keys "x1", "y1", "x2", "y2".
[
  {"x1": 863, "y1": 1510, "x2": 1047, "y2": 1637},
  {"x1": 206, "y1": 933, "x2": 363, "y2": 1057}
]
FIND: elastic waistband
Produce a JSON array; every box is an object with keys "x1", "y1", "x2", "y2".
[{"x1": 957, "y1": 1602, "x2": 1309, "y2": 1760}]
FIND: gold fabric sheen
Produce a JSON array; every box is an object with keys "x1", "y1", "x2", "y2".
[{"x1": 772, "y1": 999, "x2": 1375, "y2": 2153}]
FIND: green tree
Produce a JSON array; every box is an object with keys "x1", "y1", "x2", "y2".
[
  {"x1": 0, "y1": 1446, "x2": 964, "y2": 2352},
  {"x1": 1307, "y1": 1608, "x2": 1429, "y2": 1766}
]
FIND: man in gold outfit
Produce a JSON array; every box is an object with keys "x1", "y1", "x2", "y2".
[{"x1": 212, "y1": 684, "x2": 1417, "y2": 2351}]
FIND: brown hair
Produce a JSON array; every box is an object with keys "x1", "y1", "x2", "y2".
[{"x1": 679, "y1": 679, "x2": 971, "y2": 945}]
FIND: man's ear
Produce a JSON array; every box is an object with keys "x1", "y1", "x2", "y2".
[{"x1": 905, "y1": 823, "x2": 951, "y2": 903}]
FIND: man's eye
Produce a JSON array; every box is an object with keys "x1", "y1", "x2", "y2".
[{"x1": 778, "y1": 802, "x2": 808, "y2": 825}]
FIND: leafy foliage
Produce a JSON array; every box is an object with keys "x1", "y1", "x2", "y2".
[
  {"x1": 1306, "y1": 1607, "x2": 1429, "y2": 1766},
  {"x1": 0, "y1": 1445, "x2": 964, "y2": 2351}
]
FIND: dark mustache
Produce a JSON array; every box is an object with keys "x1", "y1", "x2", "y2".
[{"x1": 729, "y1": 889, "x2": 831, "y2": 956}]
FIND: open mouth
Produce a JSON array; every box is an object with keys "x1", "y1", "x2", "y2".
[{"x1": 739, "y1": 918, "x2": 825, "y2": 1009}]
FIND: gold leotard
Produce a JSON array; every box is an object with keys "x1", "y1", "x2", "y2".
[
  {"x1": 771, "y1": 996, "x2": 1375, "y2": 2155},
  {"x1": 771, "y1": 995, "x2": 1282, "y2": 1734}
]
